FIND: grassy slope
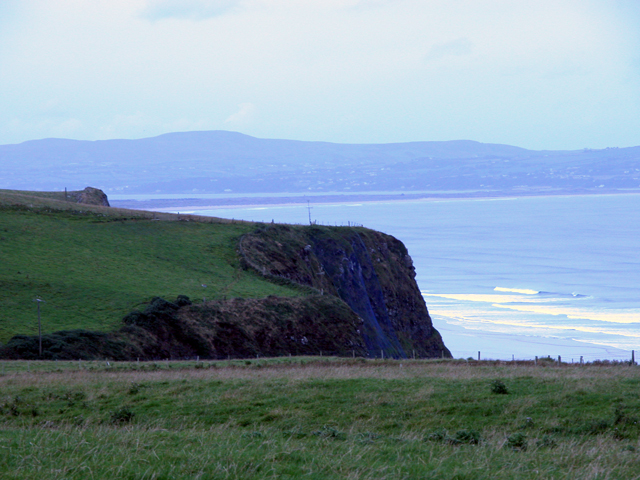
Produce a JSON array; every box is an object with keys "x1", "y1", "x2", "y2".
[
  {"x1": 0, "y1": 192, "x2": 301, "y2": 344},
  {"x1": 1, "y1": 359, "x2": 640, "y2": 479}
]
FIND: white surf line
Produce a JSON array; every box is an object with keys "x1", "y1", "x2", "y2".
[{"x1": 494, "y1": 287, "x2": 539, "y2": 295}]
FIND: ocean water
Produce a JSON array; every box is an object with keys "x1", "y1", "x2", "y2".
[{"x1": 161, "y1": 194, "x2": 640, "y2": 361}]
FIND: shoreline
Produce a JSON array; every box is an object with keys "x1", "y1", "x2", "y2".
[
  {"x1": 110, "y1": 189, "x2": 640, "y2": 212},
  {"x1": 106, "y1": 190, "x2": 640, "y2": 362}
]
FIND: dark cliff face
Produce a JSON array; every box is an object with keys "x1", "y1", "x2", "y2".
[{"x1": 240, "y1": 224, "x2": 450, "y2": 359}]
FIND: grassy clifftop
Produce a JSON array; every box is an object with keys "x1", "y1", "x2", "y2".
[{"x1": 0, "y1": 190, "x2": 301, "y2": 344}]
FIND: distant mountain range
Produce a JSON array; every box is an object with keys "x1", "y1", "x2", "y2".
[{"x1": 2, "y1": 130, "x2": 640, "y2": 198}]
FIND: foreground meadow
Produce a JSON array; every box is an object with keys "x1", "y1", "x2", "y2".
[{"x1": 1, "y1": 358, "x2": 640, "y2": 479}]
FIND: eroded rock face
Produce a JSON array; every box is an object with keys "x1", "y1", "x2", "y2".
[
  {"x1": 69, "y1": 187, "x2": 110, "y2": 206},
  {"x1": 240, "y1": 224, "x2": 450, "y2": 359}
]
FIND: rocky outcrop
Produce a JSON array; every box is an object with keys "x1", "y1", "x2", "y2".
[
  {"x1": 69, "y1": 187, "x2": 110, "y2": 206},
  {"x1": 240, "y1": 224, "x2": 450, "y2": 359}
]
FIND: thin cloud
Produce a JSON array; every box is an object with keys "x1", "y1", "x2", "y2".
[
  {"x1": 141, "y1": 0, "x2": 240, "y2": 21},
  {"x1": 224, "y1": 103, "x2": 256, "y2": 125},
  {"x1": 425, "y1": 38, "x2": 473, "y2": 62}
]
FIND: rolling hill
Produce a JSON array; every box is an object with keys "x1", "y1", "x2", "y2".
[{"x1": 2, "y1": 131, "x2": 639, "y2": 198}]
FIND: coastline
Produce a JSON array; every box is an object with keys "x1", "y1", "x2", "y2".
[
  {"x1": 106, "y1": 191, "x2": 640, "y2": 361},
  {"x1": 110, "y1": 189, "x2": 640, "y2": 212}
]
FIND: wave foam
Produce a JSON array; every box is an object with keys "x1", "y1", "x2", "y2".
[
  {"x1": 424, "y1": 293, "x2": 543, "y2": 304},
  {"x1": 494, "y1": 287, "x2": 539, "y2": 295}
]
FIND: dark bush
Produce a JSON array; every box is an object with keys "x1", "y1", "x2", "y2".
[
  {"x1": 505, "y1": 432, "x2": 528, "y2": 451},
  {"x1": 426, "y1": 428, "x2": 480, "y2": 445},
  {"x1": 450, "y1": 429, "x2": 480, "y2": 445},
  {"x1": 175, "y1": 295, "x2": 192, "y2": 307},
  {"x1": 0, "y1": 330, "x2": 129, "y2": 360},
  {"x1": 110, "y1": 407, "x2": 135, "y2": 424},
  {"x1": 490, "y1": 379, "x2": 509, "y2": 395},
  {"x1": 122, "y1": 310, "x2": 145, "y2": 326},
  {"x1": 144, "y1": 297, "x2": 180, "y2": 317}
]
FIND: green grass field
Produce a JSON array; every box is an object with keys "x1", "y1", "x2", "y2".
[
  {"x1": 0, "y1": 197, "x2": 301, "y2": 344},
  {"x1": 1, "y1": 358, "x2": 640, "y2": 479}
]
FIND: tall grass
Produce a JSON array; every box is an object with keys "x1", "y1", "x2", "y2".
[{"x1": 1, "y1": 359, "x2": 640, "y2": 479}]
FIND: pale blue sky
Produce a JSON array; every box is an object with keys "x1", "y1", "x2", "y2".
[{"x1": 1, "y1": 0, "x2": 640, "y2": 149}]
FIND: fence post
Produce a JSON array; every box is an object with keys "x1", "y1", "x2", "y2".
[
  {"x1": 580, "y1": 356, "x2": 584, "y2": 365},
  {"x1": 558, "y1": 355, "x2": 561, "y2": 365},
  {"x1": 534, "y1": 356, "x2": 537, "y2": 366},
  {"x1": 632, "y1": 350, "x2": 635, "y2": 365},
  {"x1": 478, "y1": 351, "x2": 480, "y2": 361}
]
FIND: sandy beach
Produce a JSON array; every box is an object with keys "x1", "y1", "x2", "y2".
[{"x1": 109, "y1": 189, "x2": 640, "y2": 213}]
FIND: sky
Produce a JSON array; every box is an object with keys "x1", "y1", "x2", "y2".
[{"x1": 1, "y1": 0, "x2": 640, "y2": 150}]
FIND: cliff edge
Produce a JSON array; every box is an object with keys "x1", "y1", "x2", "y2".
[{"x1": 240, "y1": 224, "x2": 450, "y2": 359}]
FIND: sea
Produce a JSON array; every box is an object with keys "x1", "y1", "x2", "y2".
[{"x1": 134, "y1": 193, "x2": 640, "y2": 362}]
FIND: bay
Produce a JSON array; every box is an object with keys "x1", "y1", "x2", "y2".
[{"x1": 158, "y1": 194, "x2": 640, "y2": 361}]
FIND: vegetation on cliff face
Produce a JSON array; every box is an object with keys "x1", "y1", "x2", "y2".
[
  {"x1": 1, "y1": 295, "x2": 367, "y2": 360},
  {"x1": 240, "y1": 224, "x2": 450, "y2": 358},
  {"x1": 0, "y1": 188, "x2": 448, "y2": 360}
]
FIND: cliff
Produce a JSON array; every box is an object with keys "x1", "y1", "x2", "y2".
[
  {"x1": 0, "y1": 191, "x2": 449, "y2": 360},
  {"x1": 239, "y1": 224, "x2": 450, "y2": 359}
]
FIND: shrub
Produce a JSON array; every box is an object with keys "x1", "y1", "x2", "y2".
[
  {"x1": 490, "y1": 379, "x2": 509, "y2": 395},
  {"x1": 175, "y1": 295, "x2": 192, "y2": 307},
  {"x1": 450, "y1": 429, "x2": 480, "y2": 445},
  {"x1": 110, "y1": 407, "x2": 135, "y2": 424},
  {"x1": 426, "y1": 429, "x2": 480, "y2": 445},
  {"x1": 505, "y1": 432, "x2": 527, "y2": 451}
]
